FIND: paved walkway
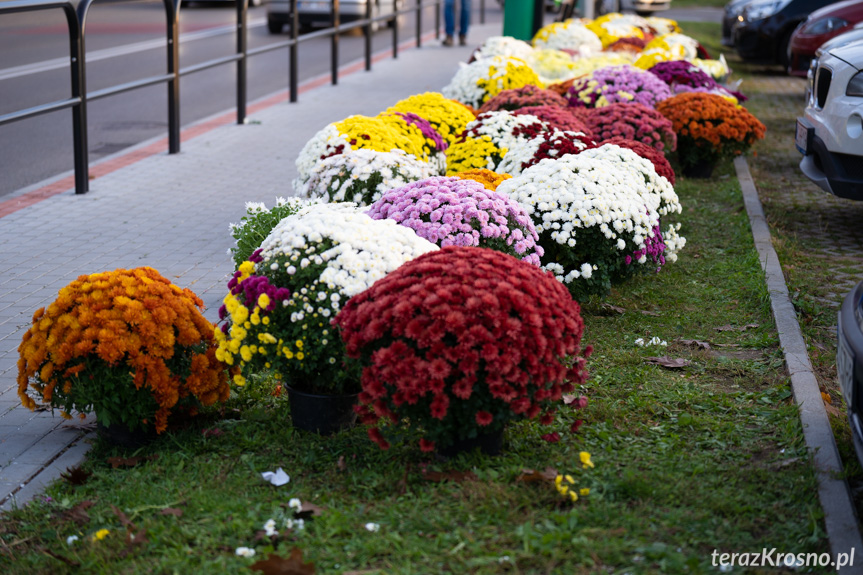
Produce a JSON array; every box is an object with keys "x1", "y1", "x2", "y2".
[{"x1": 0, "y1": 21, "x2": 500, "y2": 510}]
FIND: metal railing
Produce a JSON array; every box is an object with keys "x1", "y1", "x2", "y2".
[{"x1": 0, "y1": 0, "x2": 449, "y2": 195}]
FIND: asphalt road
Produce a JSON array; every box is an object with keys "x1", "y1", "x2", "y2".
[{"x1": 1, "y1": 0, "x2": 502, "y2": 198}]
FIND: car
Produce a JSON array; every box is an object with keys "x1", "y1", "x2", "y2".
[
  {"x1": 267, "y1": 0, "x2": 402, "y2": 34},
  {"x1": 796, "y1": 36, "x2": 863, "y2": 200},
  {"x1": 722, "y1": 0, "x2": 755, "y2": 46},
  {"x1": 838, "y1": 281, "x2": 863, "y2": 466},
  {"x1": 732, "y1": 0, "x2": 845, "y2": 67},
  {"x1": 787, "y1": 0, "x2": 863, "y2": 76},
  {"x1": 592, "y1": 0, "x2": 671, "y2": 15}
]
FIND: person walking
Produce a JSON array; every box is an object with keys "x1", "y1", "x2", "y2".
[{"x1": 443, "y1": 0, "x2": 470, "y2": 46}]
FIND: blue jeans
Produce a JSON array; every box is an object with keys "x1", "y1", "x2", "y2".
[{"x1": 444, "y1": 0, "x2": 470, "y2": 37}]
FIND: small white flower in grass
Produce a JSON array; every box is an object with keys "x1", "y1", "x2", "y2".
[
  {"x1": 365, "y1": 522, "x2": 381, "y2": 532},
  {"x1": 635, "y1": 337, "x2": 645, "y2": 346},
  {"x1": 288, "y1": 498, "x2": 302, "y2": 512},
  {"x1": 264, "y1": 519, "x2": 278, "y2": 537},
  {"x1": 286, "y1": 518, "x2": 305, "y2": 530},
  {"x1": 236, "y1": 547, "x2": 256, "y2": 558},
  {"x1": 66, "y1": 535, "x2": 79, "y2": 545}
]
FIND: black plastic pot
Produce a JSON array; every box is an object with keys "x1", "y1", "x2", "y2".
[
  {"x1": 437, "y1": 427, "x2": 505, "y2": 458},
  {"x1": 286, "y1": 387, "x2": 359, "y2": 436}
]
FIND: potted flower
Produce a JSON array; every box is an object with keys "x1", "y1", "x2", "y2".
[
  {"x1": 366, "y1": 176, "x2": 543, "y2": 265},
  {"x1": 442, "y1": 55, "x2": 541, "y2": 109},
  {"x1": 599, "y1": 136, "x2": 676, "y2": 184},
  {"x1": 566, "y1": 65, "x2": 673, "y2": 109},
  {"x1": 583, "y1": 102, "x2": 676, "y2": 152},
  {"x1": 215, "y1": 203, "x2": 438, "y2": 434},
  {"x1": 384, "y1": 92, "x2": 476, "y2": 148},
  {"x1": 302, "y1": 149, "x2": 432, "y2": 206},
  {"x1": 335, "y1": 247, "x2": 591, "y2": 455},
  {"x1": 496, "y1": 128, "x2": 595, "y2": 176},
  {"x1": 495, "y1": 151, "x2": 684, "y2": 299},
  {"x1": 656, "y1": 92, "x2": 766, "y2": 178},
  {"x1": 512, "y1": 105, "x2": 593, "y2": 136},
  {"x1": 445, "y1": 110, "x2": 550, "y2": 174},
  {"x1": 17, "y1": 267, "x2": 231, "y2": 444},
  {"x1": 478, "y1": 85, "x2": 568, "y2": 114}
]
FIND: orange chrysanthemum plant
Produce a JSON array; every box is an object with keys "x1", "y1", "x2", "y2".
[
  {"x1": 17, "y1": 267, "x2": 231, "y2": 434},
  {"x1": 656, "y1": 92, "x2": 766, "y2": 174},
  {"x1": 452, "y1": 168, "x2": 513, "y2": 191}
]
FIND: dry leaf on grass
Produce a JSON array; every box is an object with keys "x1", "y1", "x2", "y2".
[
  {"x1": 41, "y1": 549, "x2": 80, "y2": 567},
  {"x1": 61, "y1": 465, "x2": 91, "y2": 486},
  {"x1": 640, "y1": 310, "x2": 661, "y2": 317},
  {"x1": 421, "y1": 470, "x2": 477, "y2": 483},
  {"x1": 64, "y1": 500, "x2": 95, "y2": 525},
  {"x1": 110, "y1": 505, "x2": 135, "y2": 529},
  {"x1": 644, "y1": 356, "x2": 691, "y2": 369},
  {"x1": 676, "y1": 339, "x2": 711, "y2": 350},
  {"x1": 562, "y1": 394, "x2": 588, "y2": 409},
  {"x1": 516, "y1": 467, "x2": 558, "y2": 483},
  {"x1": 599, "y1": 303, "x2": 626, "y2": 315},
  {"x1": 250, "y1": 548, "x2": 315, "y2": 575},
  {"x1": 159, "y1": 508, "x2": 183, "y2": 517}
]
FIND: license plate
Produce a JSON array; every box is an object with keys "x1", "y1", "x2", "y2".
[
  {"x1": 795, "y1": 118, "x2": 812, "y2": 155},
  {"x1": 838, "y1": 319, "x2": 855, "y2": 409}
]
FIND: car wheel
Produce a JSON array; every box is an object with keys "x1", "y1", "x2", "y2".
[{"x1": 267, "y1": 17, "x2": 284, "y2": 34}]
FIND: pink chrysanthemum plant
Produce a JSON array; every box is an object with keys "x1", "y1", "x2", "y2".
[
  {"x1": 366, "y1": 176, "x2": 543, "y2": 265},
  {"x1": 335, "y1": 247, "x2": 591, "y2": 453}
]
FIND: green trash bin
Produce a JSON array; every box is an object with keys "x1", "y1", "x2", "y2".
[{"x1": 503, "y1": 0, "x2": 535, "y2": 41}]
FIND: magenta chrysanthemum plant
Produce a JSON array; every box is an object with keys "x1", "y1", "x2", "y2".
[
  {"x1": 512, "y1": 105, "x2": 593, "y2": 136},
  {"x1": 478, "y1": 85, "x2": 568, "y2": 114},
  {"x1": 367, "y1": 176, "x2": 543, "y2": 265},
  {"x1": 584, "y1": 102, "x2": 676, "y2": 152},
  {"x1": 566, "y1": 65, "x2": 673, "y2": 108},
  {"x1": 497, "y1": 128, "x2": 597, "y2": 176}
]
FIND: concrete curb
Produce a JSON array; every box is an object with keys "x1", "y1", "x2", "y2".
[{"x1": 735, "y1": 156, "x2": 863, "y2": 568}]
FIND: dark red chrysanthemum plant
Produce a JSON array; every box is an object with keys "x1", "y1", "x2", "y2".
[{"x1": 335, "y1": 247, "x2": 591, "y2": 452}]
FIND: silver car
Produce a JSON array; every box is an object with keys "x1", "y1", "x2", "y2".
[
  {"x1": 267, "y1": 0, "x2": 402, "y2": 34},
  {"x1": 796, "y1": 33, "x2": 863, "y2": 200}
]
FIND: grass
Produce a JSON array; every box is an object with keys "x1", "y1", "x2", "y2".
[{"x1": 0, "y1": 21, "x2": 837, "y2": 575}]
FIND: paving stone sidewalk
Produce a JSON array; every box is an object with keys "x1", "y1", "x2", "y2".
[{"x1": 0, "y1": 22, "x2": 500, "y2": 510}]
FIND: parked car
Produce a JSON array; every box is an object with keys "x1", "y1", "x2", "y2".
[
  {"x1": 732, "y1": 0, "x2": 844, "y2": 66},
  {"x1": 267, "y1": 0, "x2": 402, "y2": 34},
  {"x1": 722, "y1": 0, "x2": 755, "y2": 46},
  {"x1": 593, "y1": 0, "x2": 671, "y2": 15},
  {"x1": 787, "y1": 0, "x2": 863, "y2": 76},
  {"x1": 796, "y1": 36, "x2": 863, "y2": 199},
  {"x1": 838, "y1": 281, "x2": 863, "y2": 465}
]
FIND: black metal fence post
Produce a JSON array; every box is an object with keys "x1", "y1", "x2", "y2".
[
  {"x1": 416, "y1": 0, "x2": 422, "y2": 47},
  {"x1": 392, "y1": 0, "x2": 399, "y2": 58},
  {"x1": 331, "y1": 0, "x2": 340, "y2": 85},
  {"x1": 365, "y1": 0, "x2": 373, "y2": 71},
  {"x1": 68, "y1": 2, "x2": 88, "y2": 193},
  {"x1": 236, "y1": 0, "x2": 248, "y2": 124},
  {"x1": 166, "y1": 0, "x2": 180, "y2": 153},
  {"x1": 290, "y1": 0, "x2": 298, "y2": 102}
]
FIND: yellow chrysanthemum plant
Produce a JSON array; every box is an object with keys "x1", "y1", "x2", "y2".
[
  {"x1": 384, "y1": 92, "x2": 476, "y2": 148},
  {"x1": 17, "y1": 268, "x2": 232, "y2": 435},
  {"x1": 444, "y1": 135, "x2": 507, "y2": 175},
  {"x1": 442, "y1": 55, "x2": 542, "y2": 109}
]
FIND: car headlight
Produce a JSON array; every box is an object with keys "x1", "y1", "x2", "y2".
[
  {"x1": 801, "y1": 17, "x2": 850, "y2": 36},
  {"x1": 848, "y1": 71, "x2": 863, "y2": 97},
  {"x1": 742, "y1": 0, "x2": 791, "y2": 21}
]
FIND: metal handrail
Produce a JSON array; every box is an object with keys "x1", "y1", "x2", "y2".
[{"x1": 0, "y1": 0, "x2": 443, "y2": 195}]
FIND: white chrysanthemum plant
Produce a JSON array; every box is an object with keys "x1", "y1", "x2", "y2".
[
  {"x1": 441, "y1": 55, "x2": 541, "y2": 109},
  {"x1": 259, "y1": 203, "x2": 438, "y2": 299},
  {"x1": 692, "y1": 54, "x2": 732, "y2": 83},
  {"x1": 578, "y1": 144, "x2": 686, "y2": 263},
  {"x1": 301, "y1": 149, "x2": 433, "y2": 206},
  {"x1": 496, "y1": 152, "x2": 684, "y2": 300},
  {"x1": 471, "y1": 35, "x2": 535, "y2": 62},
  {"x1": 231, "y1": 203, "x2": 438, "y2": 395},
  {"x1": 532, "y1": 20, "x2": 602, "y2": 56}
]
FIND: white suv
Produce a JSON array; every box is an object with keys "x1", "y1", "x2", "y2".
[{"x1": 796, "y1": 34, "x2": 863, "y2": 200}]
